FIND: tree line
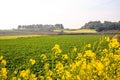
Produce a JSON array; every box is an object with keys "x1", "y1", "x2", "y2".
[
  {"x1": 81, "y1": 21, "x2": 120, "y2": 32},
  {"x1": 18, "y1": 24, "x2": 64, "y2": 32}
]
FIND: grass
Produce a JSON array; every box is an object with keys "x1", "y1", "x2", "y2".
[
  {"x1": 54, "y1": 29, "x2": 97, "y2": 33},
  {"x1": 0, "y1": 35, "x2": 44, "y2": 39},
  {"x1": 0, "y1": 35, "x2": 105, "y2": 71}
]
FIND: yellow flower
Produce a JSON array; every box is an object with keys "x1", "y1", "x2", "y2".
[
  {"x1": 86, "y1": 64, "x2": 92, "y2": 70},
  {"x1": 56, "y1": 62, "x2": 64, "y2": 69},
  {"x1": 20, "y1": 69, "x2": 30, "y2": 79},
  {"x1": 56, "y1": 62, "x2": 64, "y2": 74},
  {"x1": 46, "y1": 76, "x2": 52, "y2": 80},
  {"x1": 79, "y1": 70, "x2": 85, "y2": 75},
  {"x1": 20, "y1": 70, "x2": 26, "y2": 78},
  {"x1": 0, "y1": 56, "x2": 3, "y2": 61},
  {"x1": 49, "y1": 70, "x2": 53, "y2": 76},
  {"x1": 95, "y1": 60, "x2": 104, "y2": 71},
  {"x1": 29, "y1": 74, "x2": 37, "y2": 80},
  {"x1": 44, "y1": 63, "x2": 49, "y2": 70},
  {"x1": 62, "y1": 54, "x2": 68, "y2": 60},
  {"x1": 29, "y1": 59, "x2": 36, "y2": 65},
  {"x1": 70, "y1": 63, "x2": 76, "y2": 71},
  {"x1": 76, "y1": 53, "x2": 82, "y2": 60},
  {"x1": 1, "y1": 59, "x2": 6, "y2": 66},
  {"x1": 102, "y1": 49, "x2": 108, "y2": 53},
  {"x1": 64, "y1": 70, "x2": 71, "y2": 79},
  {"x1": 105, "y1": 37, "x2": 110, "y2": 42},
  {"x1": 81, "y1": 61, "x2": 86, "y2": 69},
  {"x1": 46, "y1": 70, "x2": 53, "y2": 76},
  {"x1": 76, "y1": 75, "x2": 81, "y2": 80},
  {"x1": 115, "y1": 48, "x2": 120, "y2": 54},
  {"x1": 11, "y1": 77, "x2": 17, "y2": 80},
  {"x1": 86, "y1": 44, "x2": 91, "y2": 48},
  {"x1": 113, "y1": 55, "x2": 120, "y2": 61},
  {"x1": 85, "y1": 50, "x2": 96, "y2": 58},
  {"x1": 102, "y1": 57, "x2": 110, "y2": 66},
  {"x1": 39, "y1": 76, "x2": 44, "y2": 80},
  {"x1": 75, "y1": 61, "x2": 82, "y2": 67},
  {"x1": 40, "y1": 54, "x2": 47, "y2": 60},
  {"x1": 18, "y1": 78, "x2": 21, "y2": 80},
  {"x1": 109, "y1": 39, "x2": 119, "y2": 48},
  {"x1": 1, "y1": 68, "x2": 7, "y2": 79},
  {"x1": 72, "y1": 47, "x2": 77, "y2": 52},
  {"x1": 62, "y1": 75, "x2": 65, "y2": 80},
  {"x1": 13, "y1": 70, "x2": 18, "y2": 74},
  {"x1": 52, "y1": 44, "x2": 62, "y2": 54},
  {"x1": 98, "y1": 71, "x2": 104, "y2": 76}
]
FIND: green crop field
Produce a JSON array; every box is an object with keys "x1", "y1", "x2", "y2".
[
  {"x1": 0, "y1": 35, "x2": 43, "y2": 39},
  {"x1": 0, "y1": 35, "x2": 120, "y2": 80}
]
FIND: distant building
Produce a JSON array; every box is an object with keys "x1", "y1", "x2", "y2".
[{"x1": 18, "y1": 24, "x2": 64, "y2": 31}]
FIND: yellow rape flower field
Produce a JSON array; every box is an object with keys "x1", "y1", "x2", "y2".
[{"x1": 0, "y1": 36, "x2": 120, "y2": 80}]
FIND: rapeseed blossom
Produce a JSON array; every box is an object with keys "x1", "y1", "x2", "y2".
[
  {"x1": 39, "y1": 76, "x2": 44, "y2": 80},
  {"x1": 1, "y1": 68, "x2": 7, "y2": 79},
  {"x1": 86, "y1": 44, "x2": 91, "y2": 48},
  {"x1": 72, "y1": 47, "x2": 77, "y2": 52},
  {"x1": 29, "y1": 74, "x2": 37, "y2": 80},
  {"x1": 46, "y1": 76, "x2": 52, "y2": 80},
  {"x1": 40, "y1": 54, "x2": 47, "y2": 60},
  {"x1": 44, "y1": 63, "x2": 49, "y2": 70},
  {"x1": 52, "y1": 44, "x2": 62, "y2": 54},
  {"x1": 113, "y1": 55, "x2": 120, "y2": 61},
  {"x1": 29, "y1": 59, "x2": 35, "y2": 65},
  {"x1": 20, "y1": 69, "x2": 30, "y2": 79},
  {"x1": 95, "y1": 60, "x2": 104, "y2": 71},
  {"x1": 46, "y1": 70, "x2": 53, "y2": 76},
  {"x1": 76, "y1": 53, "x2": 82, "y2": 60},
  {"x1": 62, "y1": 54, "x2": 68, "y2": 60},
  {"x1": 13, "y1": 70, "x2": 18, "y2": 74},
  {"x1": 0, "y1": 36, "x2": 120, "y2": 80},
  {"x1": 102, "y1": 49, "x2": 108, "y2": 54},
  {"x1": 40, "y1": 54, "x2": 47, "y2": 63},
  {"x1": 109, "y1": 38, "x2": 119, "y2": 48},
  {"x1": 105, "y1": 37, "x2": 110, "y2": 42},
  {"x1": 0, "y1": 56, "x2": 3, "y2": 61},
  {"x1": 11, "y1": 77, "x2": 17, "y2": 80},
  {"x1": 1, "y1": 59, "x2": 6, "y2": 66},
  {"x1": 64, "y1": 70, "x2": 71, "y2": 79},
  {"x1": 85, "y1": 50, "x2": 96, "y2": 58},
  {"x1": 55, "y1": 61, "x2": 64, "y2": 75},
  {"x1": 81, "y1": 61, "x2": 87, "y2": 69}
]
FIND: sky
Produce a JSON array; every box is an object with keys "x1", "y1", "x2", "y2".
[{"x1": 0, "y1": 0, "x2": 120, "y2": 29}]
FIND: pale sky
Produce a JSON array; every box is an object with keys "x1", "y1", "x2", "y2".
[{"x1": 0, "y1": 0, "x2": 120, "y2": 29}]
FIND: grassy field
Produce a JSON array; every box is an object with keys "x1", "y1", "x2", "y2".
[
  {"x1": 54, "y1": 29, "x2": 97, "y2": 33},
  {"x1": 0, "y1": 35, "x2": 43, "y2": 39},
  {"x1": 0, "y1": 35, "x2": 120, "y2": 80}
]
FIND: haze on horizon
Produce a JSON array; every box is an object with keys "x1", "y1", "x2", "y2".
[{"x1": 0, "y1": 0, "x2": 120, "y2": 30}]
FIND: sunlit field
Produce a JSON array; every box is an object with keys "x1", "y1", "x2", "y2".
[
  {"x1": 0, "y1": 35, "x2": 120, "y2": 80},
  {"x1": 0, "y1": 35, "x2": 43, "y2": 39},
  {"x1": 54, "y1": 29, "x2": 97, "y2": 33}
]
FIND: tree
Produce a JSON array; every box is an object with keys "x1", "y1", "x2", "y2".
[
  {"x1": 81, "y1": 21, "x2": 102, "y2": 29},
  {"x1": 81, "y1": 21, "x2": 120, "y2": 32}
]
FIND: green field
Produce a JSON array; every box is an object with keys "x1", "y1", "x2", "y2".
[
  {"x1": 0, "y1": 35, "x2": 43, "y2": 39},
  {"x1": 0, "y1": 35, "x2": 103, "y2": 55},
  {"x1": 0, "y1": 35, "x2": 120, "y2": 80}
]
